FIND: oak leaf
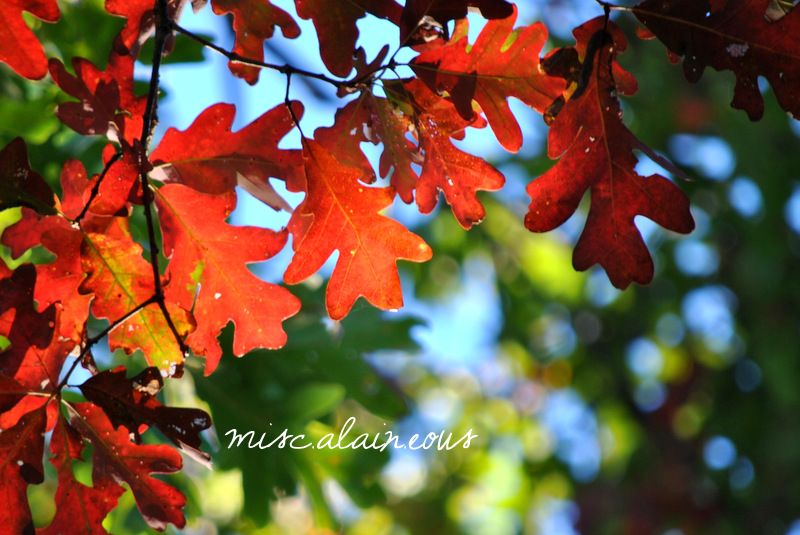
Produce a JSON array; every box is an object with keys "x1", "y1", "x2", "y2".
[
  {"x1": 0, "y1": 138, "x2": 56, "y2": 216},
  {"x1": 210, "y1": 0, "x2": 300, "y2": 84},
  {"x1": 634, "y1": 0, "x2": 800, "y2": 120},
  {"x1": 40, "y1": 414, "x2": 123, "y2": 535},
  {"x1": 68, "y1": 402, "x2": 187, "y2": 531},
  {"x1": 285, "y1": 139, "x2": 432, "y2": 320},
  {"x1": 155, "y1": 184, "x2": 301, "y2": 374},
  {"x1": 403, "y1": 79, "x2": 505, "y2": 228},
  {"x1": 400, "y1": 0, "x2": 513, "y2": 43},
  {"x1": 294, "y1": 0, "x2": 402, "y2": 77},
  {"x1": 0, "y1": 405, "x2": 46, "y2": 534},
  {"x1": 80, "y1": 217, "x2": 194, "y2": 374},
  {"x1": 3, "y1": 159, "x2": 138, "y2": 343},
  {"x1": 80, "y1": 366, "x2": 211, "y2": 460},
  {"x1": 413, "y1": 6, "x2": 565, "y2": 152},
  {"x1": 150, "y1": 103, "x2": 303, "y2": 211},
  {"x1": 0, "y1": 265, "x2": 57, "y2": 378},
  {"x1": 49, "y1": 50, "x2": 146, "y2": 144},
  {"x1": 0, "y1": 0, "x2": 60, "y2": 79},
  {"x1": 525, "y1": 19, "x2": 694, "y2": 288}
]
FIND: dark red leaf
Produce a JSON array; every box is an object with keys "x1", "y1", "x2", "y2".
[
  {"x1": 525, "y1": 19, "x2": 694, "y2": 288},
  {"x1": 634, "y1": 0, "x2": 800, "y2": 120},
  {"x1": 40, "y1": 414, "x2": 123, "y2": 535},
  {"x1": 0, "y1": 374, "x2": 26, "y2": 414},
  {"x1": 295, "y1": 0, "x2": 403, "y2": 77},
  {"x1": 0, "y1": 138, "x2": 56, "y2": 216},
  {"x1": 49, "y1": 50, "x2": 146, "y2": 144},
  {"x1": 400, "y1": 0, "x2": 513, "y2": 44},
  {"x1": 0, "y1": 405, "x2": 46, "y2": 534},
  {"x1": 0, "y1": 265, "x2": 57, "y2": 378},
  {"x1": 68, "y1": 402, "x2": 187, "y2": 531},
  {"x1": 80, "y1": 366, "x2": 211, "y2": 461}
]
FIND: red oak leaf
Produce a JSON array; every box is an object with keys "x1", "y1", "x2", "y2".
[
  {"x1": 4, "y1": 208, "x2": 89, "y2": 343},
  {"x1": 634, "y1": 0, "x2": 800, "y2": 120},
  {"x1": 40, "y1": 414, "x2": 123, "y2": 535},
  {"x1": 49, "y1": 49, "x2": 146, "y2": 144},
  {"x1": 0, "y1": 137, "x2": 56, "y2": 215},
  {"x1": 3, "y1": 158, "x2": 138, "y2": 343},
  {"x1": 366, "y1": 94, "x2": 423, "y2": 203},
  {"x1": 403, "y1": 78, "x2": 505, "y2": 228},
  {"x1": 93, "y1": 145, "x2": 143, "y2": 216},
  {"x1": 155, "y1": 184, "x2": 301, "y2": 374},
  {"x1": 312, "y1": 80, "x2": 502, "y2": 228},
  {"x1": 0, "y1": 405, "x2": 46, "y2": 534},
  {"x1": 413, "y1": 6, "x2": 565, "y2": 152},
  {"x1": 80, "y1": 366, "x2": 211, "y2": 460},
  {"x1": 0, "y1": 254, "x2": 73, "y2": 398},
  {"x1": 0, "y1": 0, "x2": 60, "y2": 79},
  {"x1": 314, "y1": 99, "x2": 378, "y2": 184},
  {"x1": 105, "y1": 0, "x2": 206, "y2": 56},
  {"x1": 285, "y1": 139, "x2": 432, "y2": 319},
  {"x1": 0, "y1": 265, "x2": 57, "y2": 378},
  {"x1": 0, "y1": 374, "x2": 26, "y2": 414},
  {"x1": 210, "y1": 0, "x2": 300, "y2": 84},
  {"x1": 327, "y1": 49, "x2": 421, "y2": 198},
  {"x1": 68, "y1": 402, "x2": 187, "y2": 531},
  {"x1": 294, "y1": 0, "x2": 402, "y2": 77},
  {"x1": 150, "y1": 103, "x2": 303, "y2": 211},
  {"x1": 80, "y1": 217, "x2": 194, "y2": 374},
  {"x1": 12, "y1": 338, "x2": 72, "y2": 407},
  {"x1": 525, "y1": 19, "x2": 694, "y2": 288},
  {"x1": 400, "y1": 0, "x2": 513, "y2": 43}
]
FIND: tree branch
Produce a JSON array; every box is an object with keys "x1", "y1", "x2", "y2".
[
  {"x1": 138, "y1": 0, "x2": 189, "y2": 359},
  {"x1": 172, "y1": 23, "x2": 345, "y2": 88},
  {"x1": 171, "y1": 22, "x2": 390, "y2": 92}
]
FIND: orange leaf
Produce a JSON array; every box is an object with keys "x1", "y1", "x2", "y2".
[
  {"x1": 156, "y1": 184, "x2": 300, "y2": 374},
  {"x1": 413, "y1": 6, "x2": 565, "y2": 152},
  {"x1": 150, "y1": 103, "x2": 303, "y2": 211},
  {"x1": 285, "y1": 139, "x2": 432, "y2": 319},
  {"x1": 80, "y1": 218, "x2": 194, "y2": 374}
]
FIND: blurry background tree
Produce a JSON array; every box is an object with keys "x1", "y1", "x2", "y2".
[{"x1": 2, "y1": 0, "x2": 800, "y2": 534}]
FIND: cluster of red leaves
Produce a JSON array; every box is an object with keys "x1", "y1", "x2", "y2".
[{"x1": 0, "y1": 0, "x2": 798, "y2": 530}]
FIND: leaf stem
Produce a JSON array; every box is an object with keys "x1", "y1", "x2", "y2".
[
  {"x1": 56, "y1": 294, "x2": 159, "y2": 392},
  {"x1": 73, "y1": 149, "x2": 123, "y2": 226}
]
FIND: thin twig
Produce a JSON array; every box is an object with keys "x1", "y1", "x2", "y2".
[
  {"x1": 172, "y1": 23, "x2": 345, "y2": 89},
  {"x1": 172, "y1": 22, "x2": 393, "y2": 94},
  {"x1": 56, "y1": 294, "x2": 159, "y2": 391},
  {"x1": 73, "y1": 149, "x2": 123, "y2": 226}
]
